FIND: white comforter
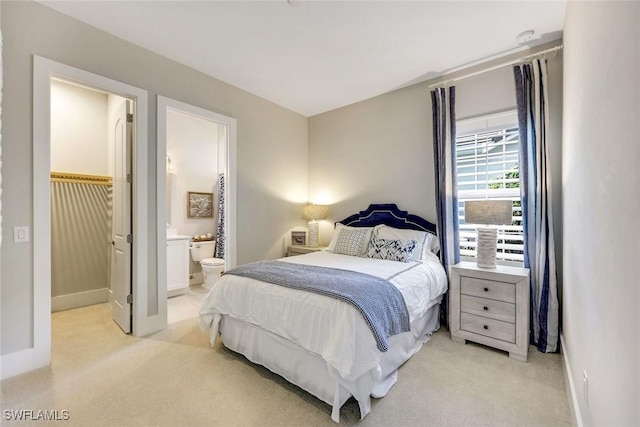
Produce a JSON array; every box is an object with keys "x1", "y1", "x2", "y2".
[{"x1": 199, "y1": 251, "x2": 447, "y2": 381}]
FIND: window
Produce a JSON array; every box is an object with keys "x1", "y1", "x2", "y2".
[{"x1": 456, "y1": 111, "x2": 523, "y2": 265}]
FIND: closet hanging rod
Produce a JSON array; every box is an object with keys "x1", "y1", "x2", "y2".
[
  {"x1": 51, "y1": 171, "x2": 112, "y2": 186},
  {"x1": 428, "y1": 44, "x2": 563, "y2": 89}
]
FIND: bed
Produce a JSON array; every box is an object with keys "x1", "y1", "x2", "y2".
[{"x1": 199, "y1": 204, "x2": 448, "y2": 422}]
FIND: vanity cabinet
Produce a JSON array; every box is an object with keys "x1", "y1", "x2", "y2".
[{"x1": 167, "y1": 236, "x2": 190, "y2": 297}]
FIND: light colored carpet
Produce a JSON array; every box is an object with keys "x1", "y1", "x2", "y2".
[{"x1": 1, "y1": 294, "x2": 571, "y2": 427}]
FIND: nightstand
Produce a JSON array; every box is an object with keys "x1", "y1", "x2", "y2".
[
  {"x1": 450, "y1": 261, "x2": 530, "y2": 362},
  {"x1": 286, "y1": 245, "x2": 327, "y2": 256}
]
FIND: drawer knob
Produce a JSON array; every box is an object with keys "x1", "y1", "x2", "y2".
[
  {"x1": 483, "y1": 306, "x2": 488, "y2": 311},
  {"x1": 483, "y1": 325, "x2": 488, "y2": 330},
  {"x1": 484, "y1": 287, "x2": 489, "y2": 292}
]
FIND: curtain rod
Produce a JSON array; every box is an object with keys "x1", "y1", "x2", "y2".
[{"x1": 428, "y1": 45, "x2": 563, "y2": 89}]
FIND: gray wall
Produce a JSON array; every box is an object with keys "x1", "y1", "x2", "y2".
[
  {"x1": 562, "y1": 2, "x2": 639, "y2": 425},
  {"x1": 1, "y1": 1, "x2": 308, "y2": 355},
  {"x1": 308, "y1": 44, "x2": 563, "y2": 270},
  {"x1": 51, "y1": 181, "x2": 110, "y2": 299},
  {"x1": 308, "y1": 82, "x2": 436, "y2": 244}
]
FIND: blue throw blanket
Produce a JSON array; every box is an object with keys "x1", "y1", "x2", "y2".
[{"x1": 223, "y1": 260, "x2": 410, "y2": 352}]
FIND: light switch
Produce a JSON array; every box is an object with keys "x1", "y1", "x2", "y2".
[{"x1": 14, "y1": 226, "x2": 30, "y2": 243}]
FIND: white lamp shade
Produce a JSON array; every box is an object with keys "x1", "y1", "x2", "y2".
[
  {"x1": 465, "y1": 200, "x2": 512, "y2": 269},
  {"x1": 302, "y1": 204, "x2": 328, "y2": 221},
  {"x1": 465, "y1": 200, "x2": 513, "y2": 225}
]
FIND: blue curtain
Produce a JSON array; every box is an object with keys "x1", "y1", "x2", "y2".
[
  {"x1": 215, "y1": 173, "x2": 225, "y2": 259},
  {"x1": 514, "y1": 60, "x2": 559, "y2": 353},
  {"x1": 431, "y1": 86, "x2": 460, "y2": 327}
]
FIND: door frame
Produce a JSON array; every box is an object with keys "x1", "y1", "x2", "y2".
[
  {"x1": 30, "y1": 56, "x2": 149, "y2": 373},
  {"x1": 156, "y1": 96, "x2": 237, "y2": 327}
]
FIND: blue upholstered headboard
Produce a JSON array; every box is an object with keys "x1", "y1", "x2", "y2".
[{"x1": 337, "y1": 204, "x2": 437, "y2": 236}]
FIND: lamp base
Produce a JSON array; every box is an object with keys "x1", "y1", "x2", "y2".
[
  {"x1": 476, "y1": 227, "x2": 498, "y2": 269},
  {"x1": 307, "y1": 221, "x2": 319, "y2": 247}
]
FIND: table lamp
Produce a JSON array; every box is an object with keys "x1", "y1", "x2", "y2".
[
  {"x1": 464, "y1": 200, "x2": 513, "y2": 269},
  {"x1": 302, "y1": 204, "x2": 328, "y2": 247}
]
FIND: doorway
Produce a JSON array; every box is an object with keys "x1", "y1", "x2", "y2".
[
  {"x1": 49, "y1": 79, "x2": 133, "y2": 333},
  {"x1": 31, "y1": 57, "x2": 151, "y2": 373},
  {"x1": 156, "y1": 96, "x2": 237, "y2": 328},
  {"x1": 27, "y1": 57, "x2": 235, "y2": 377}
]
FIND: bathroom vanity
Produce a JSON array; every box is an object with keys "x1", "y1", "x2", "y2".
[{"x1": 166, "y1": 235, "x2": 190, "y2": 297}]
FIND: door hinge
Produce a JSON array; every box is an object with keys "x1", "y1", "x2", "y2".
[
  {"x1": 126, "y1": 294, "x2": 133, "y2": 304},
  {"x1": 126, "y1": 173, "x2": 132, "y2": 183},
  {"x1": 127, "y1": 234, "x2": 133, "y2": 244},
  {"x1": 126, "y1": 113, "x2": 133, "y2": 123}
]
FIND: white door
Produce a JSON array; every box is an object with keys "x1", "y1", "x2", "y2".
[{"x1": 110, "y1": 100, "x2": 133, "y2": 333}]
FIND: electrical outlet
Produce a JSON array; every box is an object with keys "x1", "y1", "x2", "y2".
[{"x1": 582, "y1": 370, "x2": 589, "y2": 405}]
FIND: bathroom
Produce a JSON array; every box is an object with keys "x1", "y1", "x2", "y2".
[{"x1": 165, "y1": 107, "x2": 226, "y2": 320}]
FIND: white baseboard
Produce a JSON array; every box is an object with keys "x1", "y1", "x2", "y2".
[
  {"x1": 167, "y1": 286, "x2": 189, "y2": 298},
  {"x1": 560, "y1": 333, "x2": 584, "y2": 427},
  {"x1": 51, "y1": 288, "x2": 108, "y2": 312},
  {"x1": 1, "y1": 348, "x2": 38, "y2": 380}
]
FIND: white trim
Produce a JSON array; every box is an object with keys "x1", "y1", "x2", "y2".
[
  {"x1": 156, "y1": 97, "x2": 169, "y2": 330},
  {"x1": 51, "y1": 288, "x2": 109, "y2": 312},
  {"x1": 32, "y1": 57, "x2": 53, "y2": 372},
  {"x1": 1, "y1": 348, "x2": 36, "y2": 380},
  {"x1": 560, "y1": 333, "x2": 584, "y2": 427},
  {"x1": 19, "y1": 56, "x2": 150, "y2": 379},
  {"x1": 156, "y1": 97, "x2": 237, "y2": 331},
  {"x1": 157, "y1": 95, "x2": 237, "y2": 270}
]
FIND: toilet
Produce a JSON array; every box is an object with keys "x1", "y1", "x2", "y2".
[{"x1": 189, "y1": 240, "x2": 225, "y2": 289}]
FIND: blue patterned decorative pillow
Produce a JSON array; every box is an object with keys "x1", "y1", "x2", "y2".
[
  {"x1": 366, "y1": 236, "x2": 417, "y2": 262},
  {"x1": 333, "y1": 228, "x2": 371, "y2": 256}
]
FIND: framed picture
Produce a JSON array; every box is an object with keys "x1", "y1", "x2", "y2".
[
  {"x1": 291, "y1": 231, "x2": 306, "y2": 246},
  {"x1": 187, "y1": 192, "x2": 214, "y2": 218}
]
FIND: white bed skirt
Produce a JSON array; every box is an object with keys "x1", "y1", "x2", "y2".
[{"x1": 217, "y1": 301, "x2": 441, "y2": 422}]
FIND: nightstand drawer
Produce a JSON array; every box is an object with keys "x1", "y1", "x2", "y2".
[
  {"x1": 461, "y1": 277, "x2": 515, "y2": 303},
  {"x1": 461, "y1": 295, "x2": 515, "y2": 323},
  {"x1": 460, "y1": 313, "x2": 516, "y2": 343}
]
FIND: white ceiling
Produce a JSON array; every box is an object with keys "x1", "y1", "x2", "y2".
[{"x1": 40, "y1": 1, "x2": 566, "y2": 117}]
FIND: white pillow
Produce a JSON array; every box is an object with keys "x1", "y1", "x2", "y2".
[
  {"x1": 327, "y1": 223, "x2": 374, "y2": 256},
  {"x1": 374, "y1": 225, "x2": 438, "y2": 261},
  {"x1": 366, "y1": 236, "x2": 417, "y2": 262},
  {"x1": 333, "y1": 228, "x2": 371, "y2": 257},
  {"x1": 426, "y1": 234, "x2": 440, "y2": 256}
]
